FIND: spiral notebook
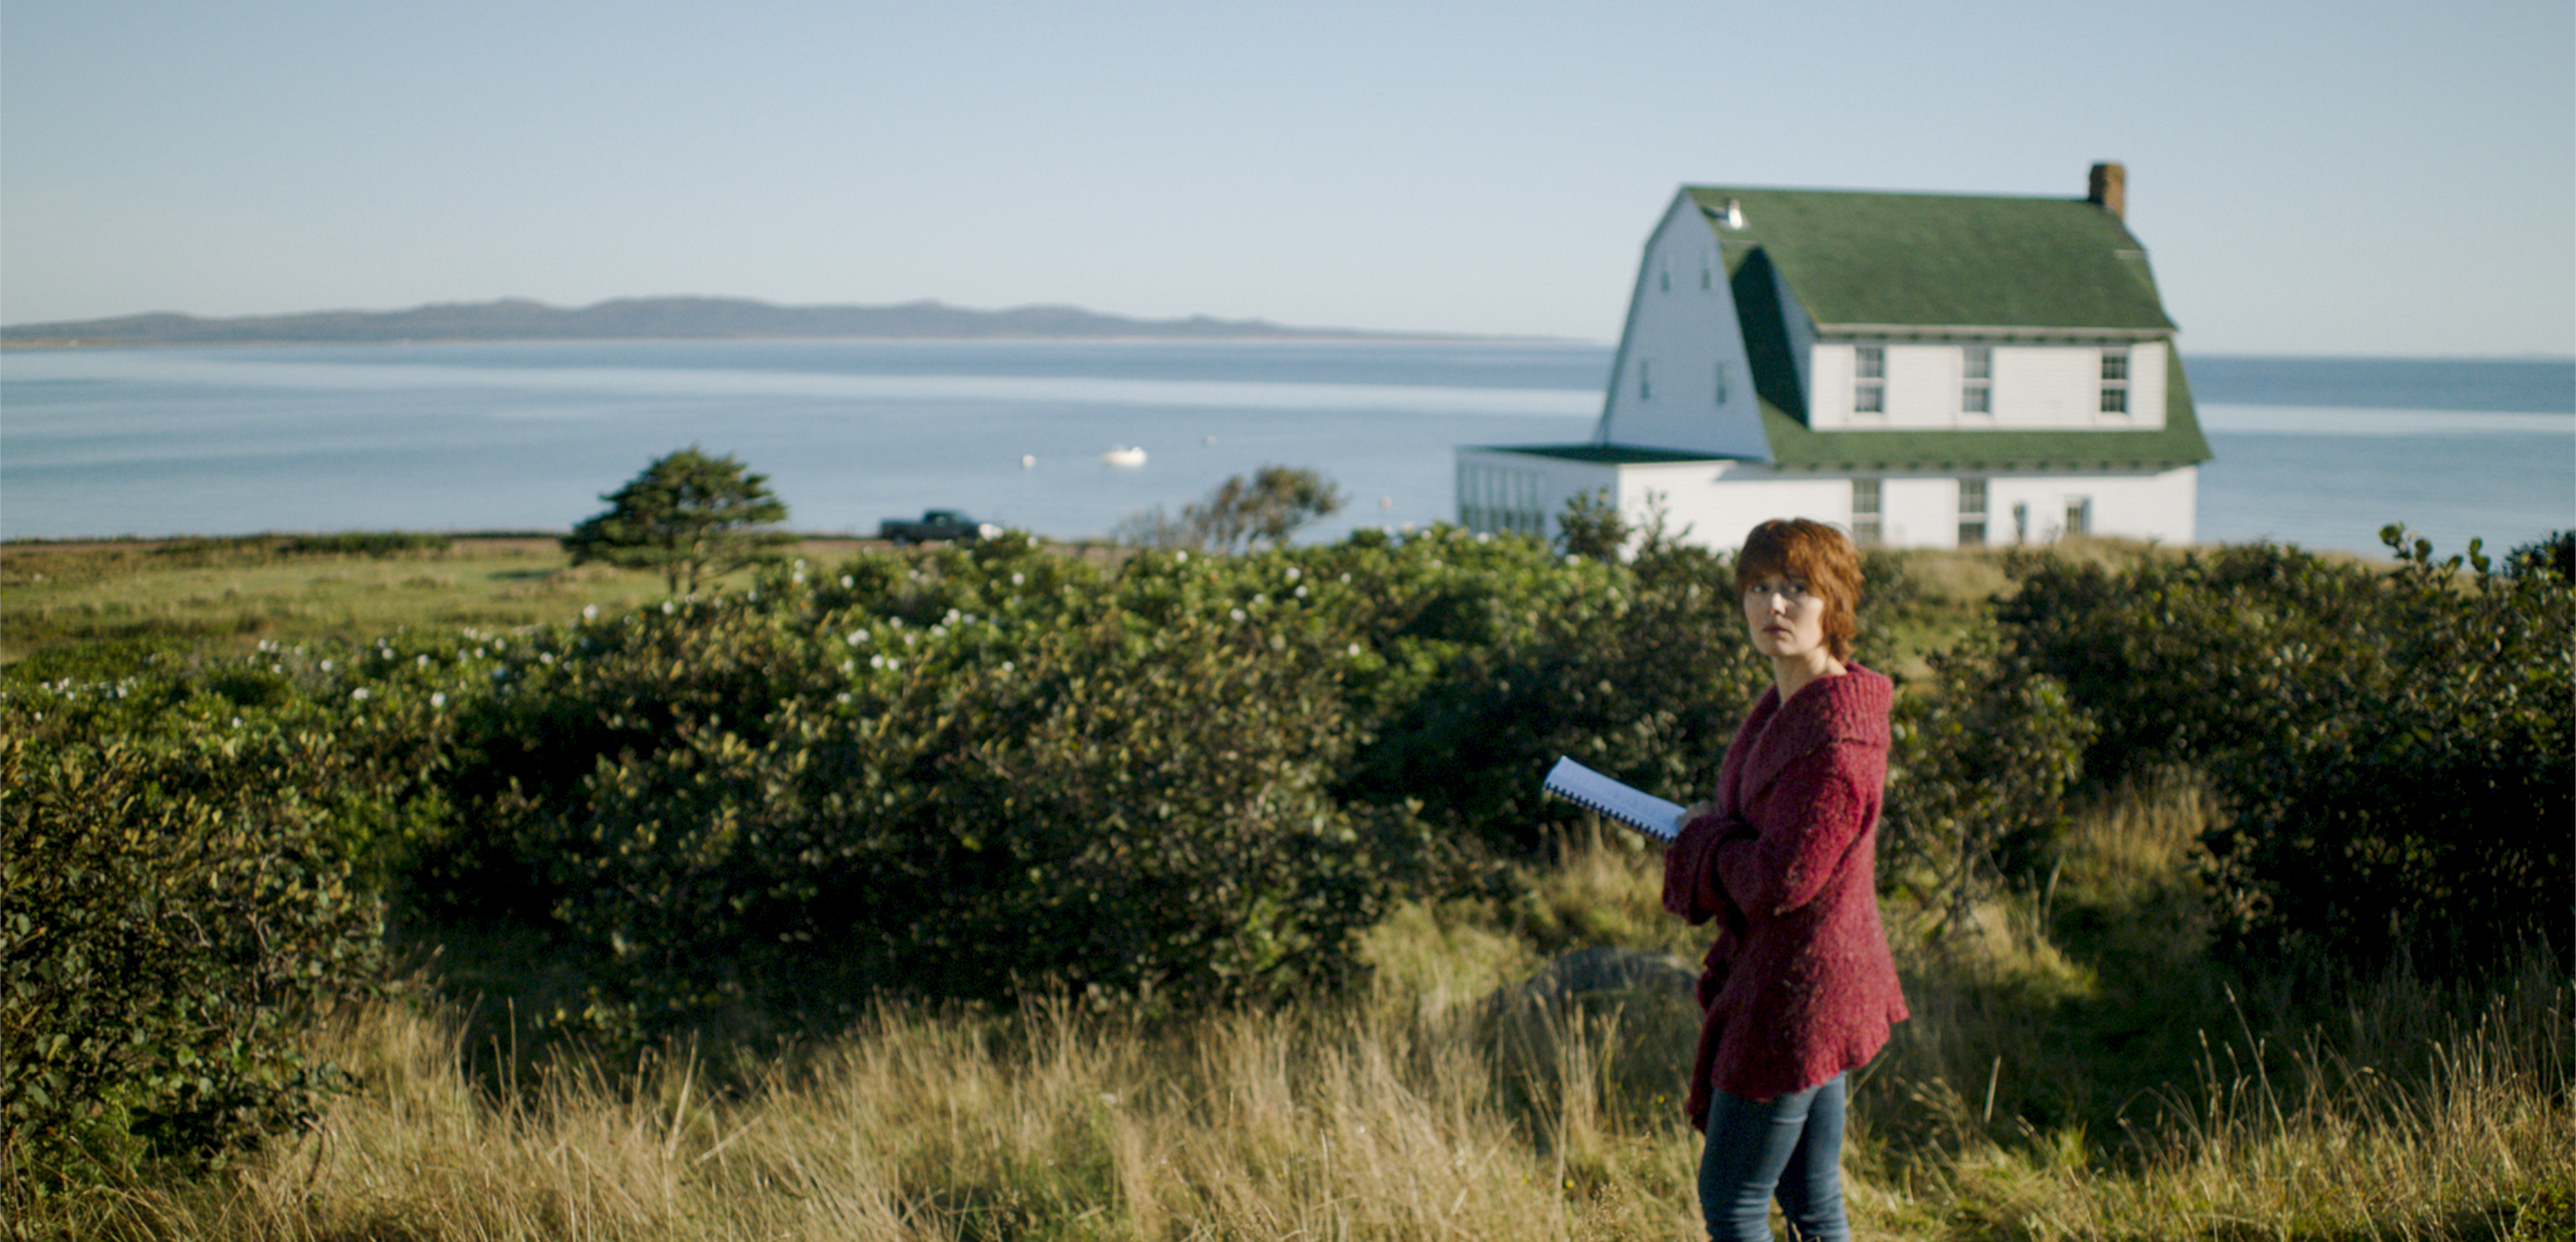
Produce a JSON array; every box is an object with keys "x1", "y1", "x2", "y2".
[{"x1": 1542, "y1": 757, "x2": 1687, "y2": 843}]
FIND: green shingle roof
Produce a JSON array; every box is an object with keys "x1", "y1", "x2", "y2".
[{"x1": 1687, "y1": 186, "x2": 2177, "y2": 332}]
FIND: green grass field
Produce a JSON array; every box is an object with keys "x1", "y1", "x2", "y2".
[{"x1": 0, "y1": 534, "x2": 1026, "y2": 666}]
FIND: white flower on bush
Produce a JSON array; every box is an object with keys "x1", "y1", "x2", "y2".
[
  {"x1": 848, "y1": 629, "x2": 869, "y2": 646},
  {"x1": 431, "y1": 692, "x2": 447, "y2": 709},
  {"x1": 870, "y1": 654, "x2": 886, "y2": 669},
  {"x1": 350, "y1": 687, "x2": 369, "y2": 702},
  {"x1": 583, "y1": 604, "x2": 599, "y2": 620},
  {"x1": 1230, "y1": 609, "x2": 1247, "y2": 622},
  {"x1": 663, "y1": 601, "x2": 675, "y2": 615},
  {"x1": 1012, "y1": 571, "x2": 1026, "y2": 585}
]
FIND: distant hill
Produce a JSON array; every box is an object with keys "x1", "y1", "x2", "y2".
[{"x1": 0, "y1": 296, "x2": 1422, "y2": 346}]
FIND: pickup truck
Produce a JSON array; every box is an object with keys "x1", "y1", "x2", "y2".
[{"x1": 878, "y1": 509, "x2": 1003, "y2": 545}]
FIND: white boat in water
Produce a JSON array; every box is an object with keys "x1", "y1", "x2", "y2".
[{"x1": 1100, "y1": 445, "x2": 1147, "y2": 468}]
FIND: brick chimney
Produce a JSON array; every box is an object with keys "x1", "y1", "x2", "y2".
[{"x1": 2087, "y1": 162, "x2": 2126, "y2": 218}]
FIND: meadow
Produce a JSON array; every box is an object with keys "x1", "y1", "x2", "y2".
[
  {"x1": 0, "y1": 534, "x2": 902, "y2": 666},
  {"x1": 4, "y1": 528, "x2": 2568, "y2": 1240}
]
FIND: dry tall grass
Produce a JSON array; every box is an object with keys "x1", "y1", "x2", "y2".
[{"x1": 24, "y1": 786, "x2": 2571, "y2": 1241}]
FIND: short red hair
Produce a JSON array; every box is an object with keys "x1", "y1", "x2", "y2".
[{"x1": 1735, "y1": 518, "x2": 1863, "y2": 660}]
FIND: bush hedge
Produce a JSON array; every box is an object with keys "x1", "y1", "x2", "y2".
[
  {"x1": 1996, "y1": 528, "x2": 2574, "y2": 976},
  {"x1": 8, "y1": 518, "x2": 2567, "y2": 1187},
  {"x1": 1, "y1": 707, "x2": 386, "y2": 1183}
]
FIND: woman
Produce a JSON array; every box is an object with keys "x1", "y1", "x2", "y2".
[{"x1": 1663, "y1": 518, "x2": 1908, "y2": 1242}]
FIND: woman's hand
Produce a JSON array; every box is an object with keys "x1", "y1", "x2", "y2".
[{"x1": 1682, "y1": 799, "x2": 1756, "y2": 844}]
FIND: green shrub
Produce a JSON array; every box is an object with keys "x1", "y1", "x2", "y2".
[
  {"x1": 0, "y1": 717, "x2": 385, "y2": 1185},
  {"x1": 1335, "y1": 523, "x2": 1773, "y2": 853},
  {"x1": 279, "y1": 531, "x2": 452, "y2": 558},
  {"x1": 1994, "y1": 529, "x2": 2574, "y2": 977},
  {"x1": 414, "y1": 539, "x2": 1437, "y2": 1039},
  {"x1": 2508, "y1": 529, "x2": 2574, "y2": 581},
  {"x1": 1994, "y1": 541, "x2": 2396, "y2": 788},
  {"x1": 2194, "y1": 530, "x2": 2573, "y2": 975},
  {"x1": 1881, "y1": 637, "x2": 2094, "y2": 926}
]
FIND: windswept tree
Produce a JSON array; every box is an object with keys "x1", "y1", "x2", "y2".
[
  {"x1": 564, "y1": 447, "x2": 794, "y2": 593},
  {"x1": 1119, "y1": 464, "x2": 1347, "y2": 552}
]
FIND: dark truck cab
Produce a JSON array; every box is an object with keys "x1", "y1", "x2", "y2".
[{"x1": 877, "y1": 509, "x2": 1003, "y2": 545}]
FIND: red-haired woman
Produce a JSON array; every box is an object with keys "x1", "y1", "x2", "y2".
[{"x1": 1664, "y1": 518, "x2": 1909, "y2": 1242}]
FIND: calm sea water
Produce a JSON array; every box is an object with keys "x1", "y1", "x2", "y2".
[{"x1": 2, "y1": 340, "x2": 2570, "y2": 557}]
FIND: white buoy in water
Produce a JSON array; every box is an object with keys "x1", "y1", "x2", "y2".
[
  {"x1": 1203, "y1": 435, "x2": 1217, "y2": 447},
  {"x1": 1101, "y1": 446, "x2": 1147, "y2": 468},
  {"x1": 1021, "y1": 455, "x2": 1037, "y2": 469}
]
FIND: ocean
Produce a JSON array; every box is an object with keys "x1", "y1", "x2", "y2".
[{"x1": 2, "y1": 340, "x2": 2569, "y2": 558}]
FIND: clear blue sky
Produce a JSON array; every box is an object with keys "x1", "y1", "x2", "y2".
[{"x1": 5, "y1": 0, "x2": 2570, "y2": 355}]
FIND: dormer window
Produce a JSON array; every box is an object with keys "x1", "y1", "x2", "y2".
[
  {"x1": 1854, "y1": 345, "x2": 1886, "y2": 415},
  {"x1": 1962, "y1": 345, "x2": 1993, "y2": 414},
  {"x1": 2099, "y1": 349, "x2": 2130, "y2": 415}
]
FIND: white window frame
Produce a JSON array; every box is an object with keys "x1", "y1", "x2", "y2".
[
  {"x1": 1853, "y1": 345, "x2": 1886, "y2": 416},
  {"x1": 2099, "y1": 349, "x2": 2130, "y2": 415},
  {"x1": 1962, "y1": 345, "x2": 1993, "y2": 415},
  {"x1": 1957, "y1": 477, "x2": 1988, "y2": 547},
  {"x1": 1852, "y1": 477, "x2": 1884, "y2": 546}
]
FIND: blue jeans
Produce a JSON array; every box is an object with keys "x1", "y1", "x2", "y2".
[{"x1": 1697, "y1": 1074, "x2": 1848, "y2": 1242}]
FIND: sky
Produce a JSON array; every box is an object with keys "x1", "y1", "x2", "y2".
[{"x1": 4, "y1": 0, "x2": 2570, "y2": 355}]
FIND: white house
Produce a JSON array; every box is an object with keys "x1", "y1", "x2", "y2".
[{"x1": 1458, "y1": 164, "x2": 2212, "y2": 550}]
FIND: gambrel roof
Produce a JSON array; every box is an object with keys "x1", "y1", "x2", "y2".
[
  {"x1": 1686, "y1": 186, "x2": 2178, "y2": 334},
  {"x1": 1674, "y1": 182, "x2": 2211, "y2": 469}
]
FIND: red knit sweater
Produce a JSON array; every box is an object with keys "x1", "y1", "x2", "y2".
[{"x1": 1662, "y1": 665, "x2": 1908, "y2": 1128}]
